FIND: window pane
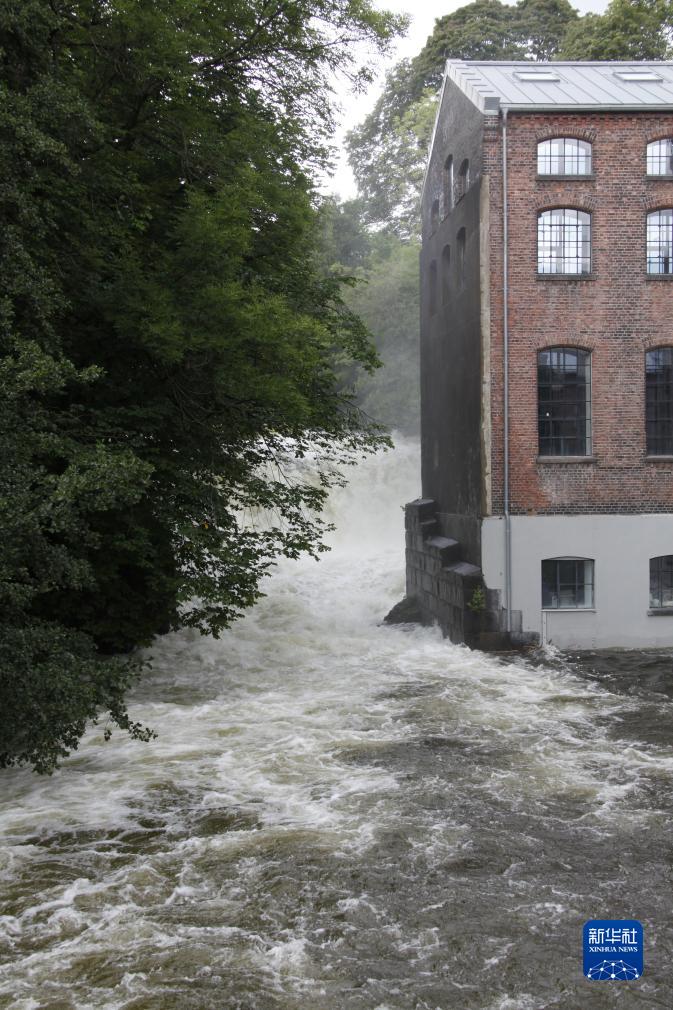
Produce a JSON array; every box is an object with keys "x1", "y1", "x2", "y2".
[
  {"x1": 650, "y1": 555, "x2": 673, "y2": 607},
  {"x1": 541, "y1": 560, "x2": 557, "y2": 607},
  {"x1": 647, "y1": 209, "x2": 673, "y2": 274},
  {"x1": 538, "y1": 138, "x2": 592, "y2": 175},
  {"x1": 650, "y1": 557, "x2": 661, "y2": 607},
  {"x1": 581, "y1": 559, "x2": 594, "y2": 607},
  {"x1": 538, "y1": 346, "x2": 591, "y2": 455},
  {"x1": 647, "y1": 139, "x2": 673, "y2": 176},
  {"x1": 538, "y1": 209, "x2": 591, "y2": 274},
  {"x1": 646, "y1": 347, "x2": 673, "y2": 453},
  {"x1": 660, "y1": 574, "x2": 673, "y2": 606},
  {"x1": 542, "y1": 559, "x2": 594, "y2": 608}
]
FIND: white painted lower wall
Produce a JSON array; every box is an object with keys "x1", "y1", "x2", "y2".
[{"x1": 481, "y1": 514, "x2": 673, "y2": 649}]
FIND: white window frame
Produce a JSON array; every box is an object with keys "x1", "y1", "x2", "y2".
[
  {"x1": 647, "y1": 139, "x2": 673, "y2": 176},
  {"x1": 647, "y1": 209, "x2": 673, "y2": 274},
  {"x1": 537, "y1": 138, "x2": 592, "y2": 176},
  {"x1": 537, "y1": 208, "x2": 591, "y2": 275}
]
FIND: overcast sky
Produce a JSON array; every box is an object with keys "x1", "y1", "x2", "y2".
[{"x1": 326, "y1": 0, "x2": 609, "y2": 199}]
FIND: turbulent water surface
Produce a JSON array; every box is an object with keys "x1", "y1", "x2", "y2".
[{"x1": 1, "y1": 439, "x2": 672, "y2": 1010}]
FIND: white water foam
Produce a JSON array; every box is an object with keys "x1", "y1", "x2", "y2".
[{"x1": 1, "y1": 436, "x2": 672, "y2": 1010}]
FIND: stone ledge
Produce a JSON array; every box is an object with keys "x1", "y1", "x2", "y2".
[{"x1": 444, "y1": 561, "x2": 482, "y2": 577}]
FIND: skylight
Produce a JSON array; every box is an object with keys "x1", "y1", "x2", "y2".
[
  {"x1": 614, "y1": 70, "x2": 663, "y2": 82},
  {"x1": 514, "y1": 71, "x2": 560, "y2": 83}
]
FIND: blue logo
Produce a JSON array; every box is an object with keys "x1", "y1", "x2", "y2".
[{"x1": 583, "y1": 920, "x2": 643, "y2": 980}]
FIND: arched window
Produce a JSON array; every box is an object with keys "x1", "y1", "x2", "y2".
[
  {"x1": 429, "y1": 260, "x2": 437, "y2": 315},
  {"x1": 441, "y1": 245, "x2": 451, "y2": 305},
  {"x1": 647, "y1": 209, "x2": 673, "y2": 274},
  {"x1": 542, "y1": 558, "x2": 594, "y2": 609},
  {"x1": 443, "y1": 156, "x2": 454, "y2": 216},
  {"x1": 537, "y1": 209, "x2": 591, "y2": 274},
  {"x1": 647, "y1": 139, "x2": 673, "y2": 176},
  {"x1": 456, "y1": 228, "x2": 466, "y2": 288},
  {"x1": 456, "y1": 159, "x2": 470, "y2": 202},
  {"x1": 430, "y1": 198, "x2": 440, "y2": 233},
  {"x1": 538, "y1": 347, "x2": 591, "y2": 456},
  {"x1": 537, "y1": 138, "x2": 592, "y2": 175},
  {"x1": 646, "y1": 347, "x2": 673, "y2": 454},
  {"x1": 650, "y1": 555, "x2": 673, "y2": 609}
]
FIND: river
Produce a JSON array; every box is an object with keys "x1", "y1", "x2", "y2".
[{"x1": 1, "y1": 438, "x2": 672, "y2": 1009}]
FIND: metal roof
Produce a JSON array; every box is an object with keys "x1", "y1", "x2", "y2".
[{"x1": 446, "y1": 60, "x2": 673, "y2": 113}]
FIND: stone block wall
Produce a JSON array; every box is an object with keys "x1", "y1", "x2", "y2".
[{"x1": 404, "y1": 498, "x2": 525, "y2": 649}]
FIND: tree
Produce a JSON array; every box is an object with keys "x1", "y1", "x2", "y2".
[
  {"x1": 346, "y1": 0, "x2": 579, "y2": 233},
  {"x1": 0, "y1": 0, "x2": 404, "y2": 772},
  {"x1": 319, "y1": 200, "x2": 421, "y2": 434},
  {"x1": 347, "y1": 74, "x2": 438, "y2": 238},
  {"x1": 411, "y1": 0, "x2": 527, "y2": 92},
  {"x1": 516, "y1": 0, "x2": 583, "y2": 59},
  {"x1": 410, "y1": 0, "x2": 578, "y2": 92},
  {"x1": 345, "y1": 239, "x2": 421, "y2": 434},
  {"x1": 319, "y1": 197, "x2": 374, "y2": 271},
  {"x1": 561, "y1": 0, "x2": 672, "y2": 59}
]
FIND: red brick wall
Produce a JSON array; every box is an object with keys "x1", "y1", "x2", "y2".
[{"x1": 486, "y1": 112, "x2": 673, "y2": 515}]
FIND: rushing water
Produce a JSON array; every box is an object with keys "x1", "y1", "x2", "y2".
[{"x1": 1, "y1": 438, "x2": 673, "y2": 1010}]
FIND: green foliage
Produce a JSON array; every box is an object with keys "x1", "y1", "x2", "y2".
[
  {"x1": 347, "y1": 80, "x2": 438, "y2": 239},
  {"x1": 414, "y1": 0, "x2": 535, "y2": 90},
  {"x1": 516, "y1": 0, "x2": 583, "y2": 59},
  {"x1": 343, "y1": 238, "x2": 421, "y2": 434},
  {"x1": 320, "y1": 197, "x2": 376, "y2": 271},
  {"x1": 410, "y1": 0, "x2": 579, "y2": 92},
  {"x1": 561, "y1": 0, "x2": 673, "y2": 59},
  {"x1": 346, "y1": 0, "x2": 579, "y2": 232},
  {"x1": 467, "y1": 586, "x2": 486, "y2": 613},
  {"x1": 319, "y1": 201, "x2": 420, "y2": 433},
  {"x1": 0, "y1": 622, "x2": 155, "y2": 776},
  {"x1": 0, "y1": 0, "x2": 403, "y2": 772}
]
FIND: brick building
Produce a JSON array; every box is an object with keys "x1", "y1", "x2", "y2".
[{"x1": 407, "y1": 61, "x2": 673, "y2": 649}]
